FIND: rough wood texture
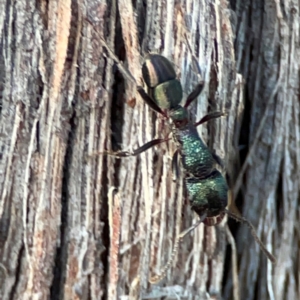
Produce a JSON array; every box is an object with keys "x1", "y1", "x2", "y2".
[
  {"x1": 225, "y1": 1, "x2": 300, "y2": 300},
  {"x1": 0, "y1": 1, "x2": 297, "y2": 300}
]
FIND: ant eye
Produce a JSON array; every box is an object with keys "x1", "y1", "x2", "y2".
[{"x1": 174, "y1": 119, "x2": 185, "y2": 127}]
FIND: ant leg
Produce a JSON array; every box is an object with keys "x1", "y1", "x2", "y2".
[
  {"x1": 137, "y1": 86, "x2": 165, "y2": 115},
  {"x1": 149, "y1": 212, "x2": 207, "y2": 284},
  {"x1": 171, "y1": 149, "x2": 180, "y2": 181},
  {"x1": 193, "y1": 111, "x2": 226, "y2": 169},
  {"x1": 185, "y1": 35, "x2": 225, "y2": 126},
  {"x1": 212, "y1": 152, "x2": 225, "y2": 169},
  {"x1": 224, "y1": 209, "x2": 276, "y2": 264},
  {"x1": 184, "y1": 83, "x2": 204, "y2": 108},
  {"x1": 193, "y1": 110, "x2": 226, "y2": 168},
  {"x1": 194, "y1": 111, "x2": 225, "y2": 127},
  {"x1": 93, "y1": 138, "x2": 170, "y2": 158}
]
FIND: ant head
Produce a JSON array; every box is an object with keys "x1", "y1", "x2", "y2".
[{"x1": 169, "y1": 106, "x2": 189, "y2": 127}]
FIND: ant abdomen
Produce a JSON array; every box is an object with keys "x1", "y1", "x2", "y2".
[{"x1": 186, "y1": 170, "x2": 228, "y2": 225}]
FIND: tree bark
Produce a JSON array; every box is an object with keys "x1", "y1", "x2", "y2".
[
  {"x1": 225, "y1": 1, "x2": 300, "y2": 300},
  {"x1": 0, "y1": 1, "x2": 298, "y2": 300}
]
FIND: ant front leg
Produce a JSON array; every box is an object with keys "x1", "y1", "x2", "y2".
[
  {"x1": 136, "y1": 86, "x2": 165, "y2": 115},
  {"x1": 183, "y1": 35, "x2": 226, "y2": 128},
  {"x1": 194, "y1": 111, "x2": 225, "y2": 127},
  {"x1": 184, "y1": 82, "x2": 205, "y2": 108}
]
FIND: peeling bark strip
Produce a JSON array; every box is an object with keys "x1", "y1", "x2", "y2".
[
  {"x1": 108, "y1": 187, "x2": 122, "y2": 300},
  {"x1": 0, "y1": 0, "x2": 297, "y2": 299}
]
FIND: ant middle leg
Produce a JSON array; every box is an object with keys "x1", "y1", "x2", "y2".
[
  {"x1": 93, "y1": 137, "x2": 171, "y2": 158},
  {"x1": 194, "y1": 111, "x2": 225, "y2": 127}
]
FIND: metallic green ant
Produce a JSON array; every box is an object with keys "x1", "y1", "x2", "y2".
[{"x1": 96, "y1": 37, "x2": 276, "y2": 283}]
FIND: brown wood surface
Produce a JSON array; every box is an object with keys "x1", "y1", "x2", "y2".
[{"x1": 0, "y1": 1, "x2": 298, "y2": 300}]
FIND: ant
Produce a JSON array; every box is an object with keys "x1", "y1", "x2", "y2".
[{"x1": 93, "y1": 34, "x2": 276, "y2": 283}]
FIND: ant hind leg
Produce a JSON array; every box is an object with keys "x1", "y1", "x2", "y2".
[
  {"x1": 149, "y1": 212, "x2": 207, "y2": 284},
  {"x1": 211, "y1": 151, "x2": 225, "y2": 169}
]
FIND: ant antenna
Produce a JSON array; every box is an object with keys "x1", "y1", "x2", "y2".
[
  {"x1": 86, "y1": 18, "x2": 138, "y2": 85},
  {"x1": 224, "y1": 209, "x2": 276, "y2": 264},
  {"x1": 149, "y1": 212, "x2": 207, "y2": 284},
  {"x1": 184, "y1": 33, "x2": 202, "y2": 75}
]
